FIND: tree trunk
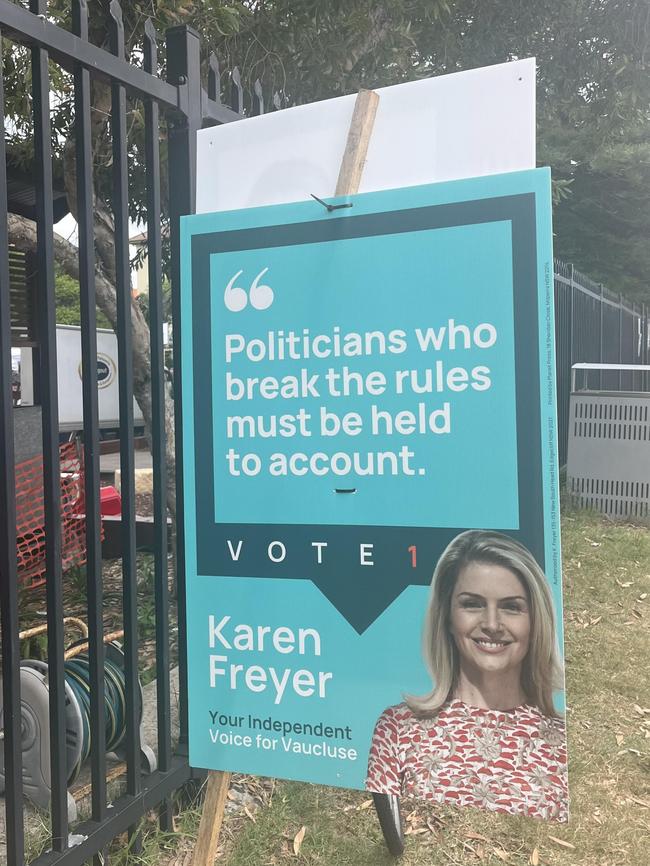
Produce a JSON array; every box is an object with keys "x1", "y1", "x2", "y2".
[{"x1": 7, "y1": 213, "x2": 178, "y2": 528}]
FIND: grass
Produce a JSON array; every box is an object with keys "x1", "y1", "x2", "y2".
[
  {"x1": 17, "y1": 505, "x2": 649, "y2": 866},
  {"x1": 199, "y1": 505, "x2": 649, "y2": 866}
]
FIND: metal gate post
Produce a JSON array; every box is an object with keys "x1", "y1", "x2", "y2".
[
  {"x1": 0, "y1": 40, "x2": 24, "y2": 866},
  {"x1": 30, "y1": 0, "x2": 69, "y2": 845},
  {"x1": 165, "y1": 24, "x2": 202, "y2": 748},
  {"x1": 72, "y1": 0, "x2": 107, "y2": 832}
]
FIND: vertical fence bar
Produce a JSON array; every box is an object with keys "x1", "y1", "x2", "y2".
[
  {"x1": 72, "y1": 0, "x2": 107, "y2": 829},
  {"x1": 252, "y1": 79, "x2": 264, "y2": 116},
  {"x1": 231, "y1": 67, "x2": 243, "y2": 114},
  {"x1": 144, "y1": 17, "x2": 173, "y2": 831},
  {"x1": 29, "y1": 0, "x2": 68, "y2": 847},
  {"x1": 634, "y1": 305, "x2": 640, "y2": 392},
  {"x1": 637, "y1": 308, "x2": 641, "y2": 392},
  {"x1": 641, "y1": 303, "x2": 648, "y2": 391},
  {"x1": 618, "y1": 294, "x2": 623, "y2": 391},
  {"x1": 563, "y1": 263, "x2": 575, "y2": 464},
  {"x1": 631, "y1": 305, "x2": 637, "y2": 392},
  {"x1": 630, "y1": 308, "x2": 634, "y2": 391},
  {"x1": 208, "y1": 53, "x2": 221, "y2": 104},
  {"x1": 599, "y1": 282, "x2": 604, "y2": 390},
  {"x1": 569, "y1": 264, "x2": 575, "y2": 375},
  {"x1": 0, "y1": 34, "x2": 25, "y2": 866},
  {"x1": 165, "y1": 24, "x2": 202, "y2": 747},
  {"x1": 636, "y1": 307, "x2": 640, "y2": 391},
  {"x1": 108, "y1": 0, "x2": 141, "y2": 798},
  {"x1": 553, "y1": 267, "x2": 568, "y2": 467}
]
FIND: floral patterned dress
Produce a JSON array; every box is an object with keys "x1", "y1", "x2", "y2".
[{"x1": 366, "y1": 700, "x2": 568, "y2": 821}]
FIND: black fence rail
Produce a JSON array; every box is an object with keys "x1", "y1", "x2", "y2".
[
  {"x1": 0, "y1": 2, "x2": 270, "y2": 865},
  {"x1": 553, "y1": 259, "x2": 649, "y2": 466}
]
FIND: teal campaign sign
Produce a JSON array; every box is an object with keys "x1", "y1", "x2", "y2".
[{"x1": 180, "y1": 169, "x2": 563, "y2": 791}]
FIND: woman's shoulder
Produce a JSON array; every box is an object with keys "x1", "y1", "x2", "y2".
[
  {"x1": 374, "y1": 702, "x2": 418, "y2": 728},
  {"x1": 373, "y1": 700, "x2": 567, "y2": 731}
]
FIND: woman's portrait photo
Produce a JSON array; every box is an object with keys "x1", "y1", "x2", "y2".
[{"x1": 366, "y1": 530, "x2": 568, "y2": 821}]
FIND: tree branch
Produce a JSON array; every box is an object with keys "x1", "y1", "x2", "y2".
[{"x1": 344, "y1": 5, "x2": 393, "y2": 73}]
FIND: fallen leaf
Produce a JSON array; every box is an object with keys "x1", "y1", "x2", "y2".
[
  {"x1": 359, "y1": 798, "x2": 373, "y2": 810},
  {"x1": 244, "y1": 806, "x2": 256, "y2": 823},
  {"x1": 639, "y1": 593, "x2": 647, "y2": 600},
  {"x1": 590, "y1": 616, "x2": 602, "y2": 625},
  {"x1": 530, "y1": 848, "x2": 540, "y2": 866},
  {"x1": 292, "y1": 826, "x2": 306, "y2": 856},
  {"x1": 493, "y1": 848, "x2": 510, "y2": 861},
  {"x1": 616, "y1": 579, "x2": 633, "y2": 588},
  {"x1": 548, "y1": 835, "x2": 576, "y2": 850},
  {"x1": 616, "y1": 734, "x2": 625, "y2": 746},
  {"x1": 465, "y1": 832, "x2": 490, "y2": 843}
]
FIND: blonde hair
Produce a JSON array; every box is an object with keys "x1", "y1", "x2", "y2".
[{"x1": 406, "y1": 530, "x2": 564, "y2": 718}]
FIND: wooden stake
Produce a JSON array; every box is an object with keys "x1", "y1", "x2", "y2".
[
  {"x1": 191, "y1": 89, "x2": 379, "y2": 866},
  {"x1": 192, "y1": 770, "x2": 232, "y2": 866},
  {"x1": 335, "y1": 89, "x2": 380, "y2": 196}
]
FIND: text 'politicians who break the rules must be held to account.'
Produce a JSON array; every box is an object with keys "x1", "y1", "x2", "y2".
[{"x1": 222, "y1": 319, "x2": 500, "y2": 479}]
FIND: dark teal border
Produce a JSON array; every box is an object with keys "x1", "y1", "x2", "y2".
[{"x1": 185, "y1": 193, "x2": 540, "y2": 631}]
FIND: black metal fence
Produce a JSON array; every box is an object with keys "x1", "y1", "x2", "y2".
[
  {"x1": 0, "y1": 3, "x2": 267, "y2": 865},
  {"x1": 554, "y1": 259, "x2": 650, "y2": 466}
]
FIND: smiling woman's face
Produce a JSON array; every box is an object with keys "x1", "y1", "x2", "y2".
[{"x1": 449, "y1": 561, "x2": 531, "y2": 678}]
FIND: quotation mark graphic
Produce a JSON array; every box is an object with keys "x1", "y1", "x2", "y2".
[{"x1": 224, "y1": 268, "x2": 274, "y2": 312}]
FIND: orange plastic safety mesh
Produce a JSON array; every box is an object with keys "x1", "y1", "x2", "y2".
[{"x1": 15, "y1": 441, "x2": 97, "y2": 589}]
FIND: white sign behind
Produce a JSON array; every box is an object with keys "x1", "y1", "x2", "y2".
[{"x1": 196, "y1": 58, "x2": 535, "y2": 213}]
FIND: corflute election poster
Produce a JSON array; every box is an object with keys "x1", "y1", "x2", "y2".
[{"x1": 181, "y1": 169, "x2": 569, "y2": 822}]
